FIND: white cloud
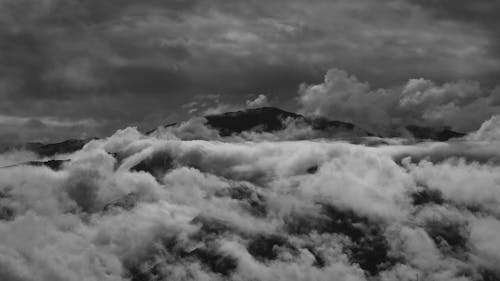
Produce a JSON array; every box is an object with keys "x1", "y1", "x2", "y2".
[
  {"x1": 298, "y1": 68, "x2": 500, "y2": 132},
  {"x1": 467, "y1": 115, "x2": 500, "y2": 141},
  {"x1": 0, "y1": 125, "x2": 500, "y2": 280},
  {"x1": 246, "y1": 94, "x2": 270, "y2": 108}
]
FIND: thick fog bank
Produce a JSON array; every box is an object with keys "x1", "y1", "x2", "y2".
[{"x1": 0, "y1": 116, "x2": 500, "y2": 281}]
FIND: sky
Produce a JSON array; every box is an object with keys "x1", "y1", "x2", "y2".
[
  {"x1": 2, "y1": 2, "x2": 500, "y2": 277},
  {"x1": 1, "y1": 0, "x2": 500, "y2": 142}
]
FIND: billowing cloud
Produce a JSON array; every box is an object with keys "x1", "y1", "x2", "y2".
[
  {"x1": 298, "y1": 68, "x2": 500, "y2": 132},
  {"x1": 2, "y1": 0, "x2": 500, "y2": 279},
  {"x1": 1, "y1": 121, "x2": 500, "y2": 280},
  {"x1": 467, "y1": 115, "x2": 500, "y2": 141}
]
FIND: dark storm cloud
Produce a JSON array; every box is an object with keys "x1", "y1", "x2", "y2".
[
  {"x1": 413, "y1": 0, "x2": 500, "y2": 65},
  {"x1": 1, "y1": 0, "x2": 499, "y2": 142},
  {"x1": 413, "y1": 0, "x2": 500, "y2": 26},
  {"x1": 108, "y1": 64, "x2": 190, "y2": 94}
]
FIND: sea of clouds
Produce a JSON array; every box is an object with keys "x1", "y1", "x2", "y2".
[{"x1": 0, "y1": 114, "x2": 500, "y2": 281}]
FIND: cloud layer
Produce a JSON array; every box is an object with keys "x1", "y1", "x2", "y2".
[{"x1": 1, "y1": 118, "x2": 500, "y2": 280}]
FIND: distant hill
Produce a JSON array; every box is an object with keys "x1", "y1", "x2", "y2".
[
  {"x1": 25, "y1": 139, "x2": 93, "y2": 157},
  {"x1": 405, "y1": 125, "x2": 465, "y2": 141},
  {"x1": 203, "y1": 107, "x2": 368, "y2": 136},
  {"x1": 152, "y1": 107, "x2": 466, "y2": 141},
  {"x1": 20, "y1": 107, "x2": 466, "y2": 158},
  {"x1": 148, "y1": 107, "x2": 371, "y2": 137},
  {"x1": 204, "y1": 107, "x2": 303, "y2": 136}
]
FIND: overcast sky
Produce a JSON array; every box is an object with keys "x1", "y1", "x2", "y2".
[{"x1": 1, "y1": 0, "x2": 500, "y2": 142}]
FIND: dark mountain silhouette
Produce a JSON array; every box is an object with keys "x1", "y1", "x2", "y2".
[
  {"x1": 150, "y1": 107, "x2": 371, "y2": 137},
  {"x1": 205, "y1": 107, "x2": 303, "y2": 136},
  {"x1": 204, "y1": 107, "x2": 365, "y2": 136},
  {"x1": 25, "y1": 138, "x2": 93, "y2": 157},
  {"x1": 25, "y1": 159, "x2": 68, "y2": 170},
  {"x1": 152, "y1": 107, "x2": 466, "y2": 141},
  {"x1": 0, "y1": 159, "x2": 68, "y2": 170},
  {"x1": 405, "y1": 125, "x2": 465, "y2": 141},
  {"x1": 20, "y1": 107, "x2": 466, "y2": 159}
]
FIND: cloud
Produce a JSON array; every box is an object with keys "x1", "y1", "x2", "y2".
[
  {"x1": 246, "y1": 94, "x2": 270, "y2": 108},
  {"x1": 2, "y1": 0, "x2": 500, "y2": 141},
  {"x1": 467, "y1": 115, "x2": 500, "y2": 141},
  {"x1": 0, "y1": 115, "x2": 98, "y2": 128},
  {"x1": 470, "y1": 217, "x2": 500, "y2": 270},
  {"x1": 298, "y1": 69, "x2": 384, "y2": 125},
  {"x1": 201, "y1": 103, "x2": 241, "y2": 116},
  {"x1": 0, "y1": 149, "x2": 38, "y2": 167},
  {"x1": 298, "y1": 68, "x2": 500, "y2": 132},
  {"x1": 0, "y1": 114, "x2": 102, "y2": 144},
  {"x1": 150, "y1": 117, "x2": 222, "y2": 141},
  {"x1": 2, "y1": 125, "x2": 500, "y2": 280},
  {"x1": 1, "y1": 2, "x2": 500, "y2": 278}
]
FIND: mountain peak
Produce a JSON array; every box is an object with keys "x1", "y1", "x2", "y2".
[
  {"x1": 21, "y1": 107, "x2": 467, "y2": 158},
  {"x1": 204, "y1": 107, "x2": 304, "y2": 136},
  {"x1": 405, "y1": 125, "x2": 465, "y2": 141}
]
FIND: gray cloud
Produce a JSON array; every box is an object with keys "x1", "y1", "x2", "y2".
[
  {"x1": 413, "y1": 0, "x2": 500, "y2": 30},
  {"x1": 246, "y1": 95, "x2": 270, "y2": 108},
  {"x1": 1, "y1": 0, "x2": 500, "y2": 141},
  {"x1": 2, "y1": 1, "x2": 500, "y2": 279},
  {"x1": 298, "y1": 68, "x2": 500, "y2": 132},
  {"x1": 467, "y1": 115, "x2": 500, "y2": 142}
]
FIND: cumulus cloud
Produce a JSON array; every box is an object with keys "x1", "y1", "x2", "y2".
[
  {"x1": 467, "y1": 115, "x2": 500, "y2": 141},
  {"x1": 298, "y1": 69, "x2": 500, "y2": 133}
]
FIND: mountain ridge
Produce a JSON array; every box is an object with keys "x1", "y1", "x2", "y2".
[{"x1": 19, "y1": 107, "x2": 466, "y2": 158}]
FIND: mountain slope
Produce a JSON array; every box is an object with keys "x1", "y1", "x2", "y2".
[
  {"x1": 405, "y1": 125, "x2": 466, "y2": 141},
  {"x1": 22, "y1": 107, "x2": 466, "y2": 158},
  {"x1": 25, "y1": 139, "x2": 93, "y2": 157},
  {"x1": 205, "y1": 107, "x2": 302, "y2": 136},
  {"x1": 204, "y1": 107, "x2": 366, "y2": 136},
  {"x1": 150, "y1": 107, "x2": 371, "y2": 137}
]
